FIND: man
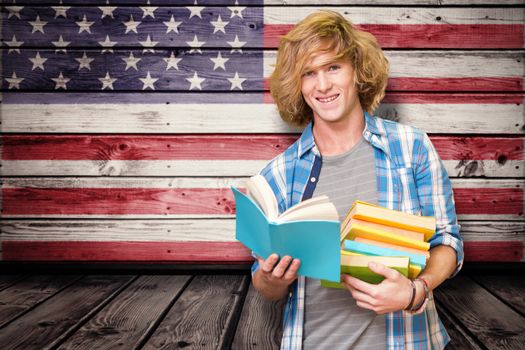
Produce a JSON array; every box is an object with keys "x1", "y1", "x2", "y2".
[{"x1": 251, "y1": 10, "x2": 463, "y2": 350}]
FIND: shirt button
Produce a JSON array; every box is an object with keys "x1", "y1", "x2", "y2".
[{"x1": 310, "y1": 177, "x2": 316, "y2": 183}]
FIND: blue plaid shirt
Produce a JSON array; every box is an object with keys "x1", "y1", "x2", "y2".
[{"x1": 252, "y1": 113, "x2": 463, "y2": 350}]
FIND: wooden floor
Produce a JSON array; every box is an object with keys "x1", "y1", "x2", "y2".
[{"x1": 0, "y1": 268, "x2": 523, "y2": 350}]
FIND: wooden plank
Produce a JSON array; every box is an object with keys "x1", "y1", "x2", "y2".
[
  {"x1": 469, "y1": 273, "x2": 525, "y2": 316},
  {"x1": 434, "y1": 274, "x2": 525, "y2": 350},
  {"x1": 231, "y1": 283, "x2": 285, "y2": 350},
  {"x1": 1, "y1": 134, "x2": 523, "y2": 177},
  {"x1": 142, "y1": 275, "x2": 248, "y2": 350},
  {"x1": 3, "y1": 50, "x2": 523, "y2": 92},
  {"x1": 434, "y1": 301, "x2": 484, "y2": 350},
  {"x1": 0, "y1": 275, "x2": 27, "y2": 292},
  {"x1": 57, "y1": 275, "x2": 191, "y2": 350},
  {"x1": 2, "y1": 97, "x2": 523, "y2": 134},
  {"x1": 0, "y1": 274, "x2": 81, "y2": 328},
  {"x1": 0, "y1": 275, "x2": 135, "y2": 350},
  {"x1": 1, "y1": 178, "x2": 523, "y2": 220}
]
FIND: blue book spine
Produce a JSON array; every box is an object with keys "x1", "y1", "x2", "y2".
[{"x1": 343, "y1": 240, "x2": 426, "y2": 267}]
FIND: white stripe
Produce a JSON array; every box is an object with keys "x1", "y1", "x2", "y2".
[
  {"x1": 2, "y1": 103, "x2": 522, "y2": 134},
  {"x1": 263, "y1": 7, "x2": 523, "y2": 25},
  {"x1": 264, "y1": 51, "x2": 524, "y2": 78},
  {"x1": 0, "y1": 219, "x2": 236, "y2": 242}
]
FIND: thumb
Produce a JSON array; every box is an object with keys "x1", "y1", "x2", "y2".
[{"x1": 368, "y1": 261, "x2": 399, "y2": 280}]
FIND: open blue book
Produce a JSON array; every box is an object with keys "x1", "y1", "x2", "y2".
[{"x1": 232, "y1": 175, "x2": 341, "y2": 282}]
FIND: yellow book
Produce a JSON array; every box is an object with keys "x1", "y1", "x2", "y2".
[
  {"x1": 343, "y1": 201, "x2": 436, "y2": 241},
  {"x1": 344, "y1": 219, "x2": 425, "y2": 242},
  {"x1": 342, "y1": 251, "x2": 422, "y2": 279},
  {"x1": 342, "y1": 219, "x2": 431, "y2": 251}
]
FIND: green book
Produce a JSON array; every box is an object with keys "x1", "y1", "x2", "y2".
[{"x1": 321, "y1": 253, "x2": 410, "y2": 288}]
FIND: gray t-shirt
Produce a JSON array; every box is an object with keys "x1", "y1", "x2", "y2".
[{"x1": 303, "y1": 138, "x2": 387, "y2": 350}]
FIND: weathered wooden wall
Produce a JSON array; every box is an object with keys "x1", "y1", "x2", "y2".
[{"x1": 1, "y1": 0, "x2": 524, "y2": 264}]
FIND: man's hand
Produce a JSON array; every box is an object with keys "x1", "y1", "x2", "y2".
[
  {"x1": 341, "y1": 261, "x2": 422, "y2": 314},
  {"x1": 253, "y1": 254, "x2": 301, "y2": 301}
]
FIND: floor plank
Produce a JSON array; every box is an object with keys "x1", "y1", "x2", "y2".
[
  {"x1": 469, "y1": 272, "x2": 525, "y2": 316},
  {"x1": 435, "y1": 302, "x2": 484, "y2": 350},
  {"x1": 434, "y1": 274, "x2": 525, "y2": 350},
  {"x1": 142, "y1": 275, "x2": 247, "y2": 350},
  {"x1": 231, "y1": 283, "x2": 285, "y2": 350},
  {"x1": 57, "y1": 275, "x2": 191, "y2": 350},
  {"x1": 0, "y1": 274, "x2": 81, "y2": 328},
  {"x1": 0, "y1": 275, "x2": 135, "y2": 350},
  {"x1": 0, "y1": 275, "x2": 27, "y2": 292}
]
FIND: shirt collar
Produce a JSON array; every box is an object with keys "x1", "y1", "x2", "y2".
[{"x1": 296, "y1": 112, "x2": 385, "y2": 158}]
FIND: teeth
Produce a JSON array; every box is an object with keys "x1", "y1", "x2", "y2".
[{"x1": 318, "y1": 95, "x2": 338, "y2": 103}]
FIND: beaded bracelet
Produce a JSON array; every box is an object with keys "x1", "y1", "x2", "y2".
[{"x1": 404, "y1": 279, "x2": 416, "y2": 311}]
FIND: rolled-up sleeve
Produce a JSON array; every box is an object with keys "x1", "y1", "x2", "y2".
[{"x1": 414, "y1": 132, "x2": 464, "y2": 276}]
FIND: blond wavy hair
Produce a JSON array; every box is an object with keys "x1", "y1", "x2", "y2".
[{"x1": 269, "y1": 10, "x2": 389, "y2": 127}]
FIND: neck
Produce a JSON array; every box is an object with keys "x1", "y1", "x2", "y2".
[{"x1": 312, "y1": 112, "x2": 366, "y2": 156}]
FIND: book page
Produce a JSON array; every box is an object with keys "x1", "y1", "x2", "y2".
[
  {"x1": 245, "y1": 175, "x2": 278, "y2": 220},
  {"x1": 278, "y1": 201, "x2": 338, "y2": 223}
]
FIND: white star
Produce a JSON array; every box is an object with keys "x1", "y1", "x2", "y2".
[
  {"x1": 140, "y1": 6, "x2": 158, "y2": 19},
  {"x1": 122, "y1": 52, "x2": 141, "y2": 71},
  {"x1": 186, "y1": 35, "x2": 205, "y2": 54},
  {"x1": 164, "y1": 52, "x2": 182, "y2": 70},
  {"x1": 139, "y1": 71, "x2": 158, "y2": 90},
  {"x1": 29, "y1": 52, "x2": 47, "y2": 71},
  {"x1": 77, "y1": 15, "x2": 94, "y2": 34},
  {"x1": 6, "y1": 6, "x2": 23, "y2": 20},
  {"x1": 227, "y1": 35, "x2": 246, "y2": 53},
  {"x1": 211, "y1": 15, "x2": 229, "y2": 34},
  {"x1": 139, "y1": 35, "x2": 158, "y2": 53},
  {"x1": 228, "y1": 1, "x2": 246, "y2": 19},
  {"x1": 228, "y1": 72, "x2": 246, "y2": 90},
  {"x1": 210, "y1": 51, "x2": 229, "y2": 71},
  {"x1": 5, "y1": 72, "x2": 24, "y2": 89},
  {"x1": 186, "y1": 6, "x2": 205, "y2": 19},
  {"x1": 99, "y1": 6, "x2": 117, "y2": 19},
  {"x1": 99, "y1": 72, "x2": 117, "y2": 90},
  {"x1": 186, "y1": 72, "x2": 205, "y2": 90},
  {"x1": 98, "y1": 35, "x2": 117, "y2": 53},
  {"x1": 164, "y1": 15, "x2": 182, "y2": 34},
  {"x1": 52, "y1": 5, "x2": 70, "y2": 19},
  {"x1": 29, "y1": 15, "x2": 48, "y2": 34},
  {"x1": 51, "y1": 72, "x2": 70, "y2": 90},
  {"x1": 123, "y1": 15, "x2": 141, "y2": 34},
  {"x1": 6, "y1": 35, "x2": 24, "y2": 54},
  {"x1": 76, "y1": 52, "x2": 95, "y2": 70},
  {"x1": 52, "y1": 35, "x2": 70, "y2": 53}
]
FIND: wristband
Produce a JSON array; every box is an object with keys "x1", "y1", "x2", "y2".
[
  {"x1": 410, "y1": 277, "x2": 430, "y2": 313},
  {"x1": 404, "y1": 279, "x2": 416, "y2": 311}
]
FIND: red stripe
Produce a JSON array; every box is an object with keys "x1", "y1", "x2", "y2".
[
  {"x1": 2, "y1": 187, "x2": 523, "y2": 216},
  {"x1": 264, "y1": 24, "x2": 524, "y2": 48},
  {"x1": 464, "y1": 241, "x2": 524, "y2": 262},
  {"x1": 453, "y1": 188, "x2": 524, "y2": 216},
  {"x1": 2, "y1": 134, "x2": 522, "y2": 161},
  {"x1": 2, "y1": 241, "x2": 522, "y2": 262},
  {"x1": 264, "y1": 78, "x2": 524, "y2": 93},
  {"x1": 380, "y1": 93, "x2": 524, "y2": 104},
  {"x1": 1, "y1": 241, "x2": 253, "y2": 263},
  {"x1": 1, "y1": 134, "x2": 295, "y2": 161}
]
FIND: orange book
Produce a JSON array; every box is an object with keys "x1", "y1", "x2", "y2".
[
  {"x1": 343, "y1": 201, "x2": 436, "y2": 241},
  {"x1": 354, "y1": 237, "x2": 430, "y2": 260},
  {"x1": 343, "y1": 219, "x2": 424, "y2": 242}
]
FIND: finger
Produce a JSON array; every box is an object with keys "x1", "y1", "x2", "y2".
[
  {"x1": 262, "y1": 254, "x2": 279, "y2": 273},
  {"x1": 284, "y1": 258, "x2": 301, "y2": 280},
  {"x1": 356, "y1": 300, "x2": 376, "y2": 312},
  {"x1": 347, "y1": 288, "x2": 377, "y2": 306},
  {"x1": 272, "y1": 256, "x2": 292, "y2": 278},
  {"x1": 341, "y1": 274, "x2": 374, "y2": 294},
  {"x1": 368, "y1": 261, "x2": 399, "y2": 280}
]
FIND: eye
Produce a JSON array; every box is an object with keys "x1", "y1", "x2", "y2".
[
  {"x1": 302, "y1": 70, "x2": 314, "y2": 77},
  {"x1": 328, "y1": 65, "x2": 340, "y2": 71}
]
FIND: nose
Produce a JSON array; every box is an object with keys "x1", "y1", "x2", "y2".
[{"x1": 315, "y1": 72, "x2": 331, "y2": 92}]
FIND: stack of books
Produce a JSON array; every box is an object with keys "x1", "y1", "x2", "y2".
[{"x1": 321, "y1": 201, "x2": 435, "y2": 288}]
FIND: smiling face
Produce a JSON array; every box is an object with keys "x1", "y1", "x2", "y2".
[{"x1": 300, "y1": 52, "x2": 362, "y2": 126}]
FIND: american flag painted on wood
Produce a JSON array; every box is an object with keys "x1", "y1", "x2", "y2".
[{"x1": 1, "y1": 0, "x2": 524, "y2": 264}]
